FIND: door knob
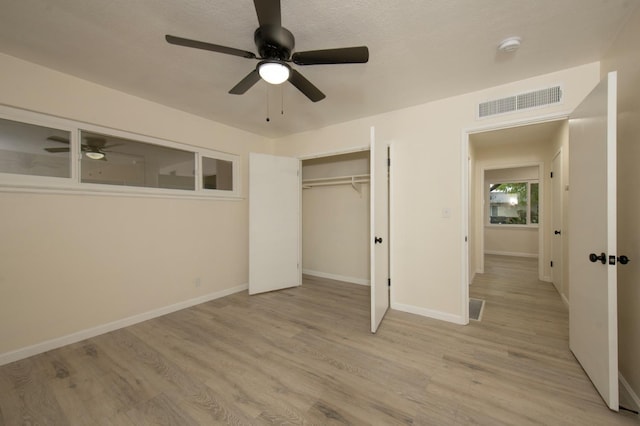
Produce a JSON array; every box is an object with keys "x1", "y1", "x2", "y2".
[
  {"x1": 618, "y1": 255, "x2": 630, "y2": 265},
  {"x1": 554, "y1": 230, "x2": 561, "y2": 235},
  {"x1": 589, "y1": 252, "x2": 606, "y2": 264},
  {"x1": 374, "y1": 237, "x2": 383, "y2": 244}
]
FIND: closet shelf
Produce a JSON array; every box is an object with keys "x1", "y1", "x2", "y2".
[{"x1": 302, "y1": 174, "x2": 370, "y2": 193}]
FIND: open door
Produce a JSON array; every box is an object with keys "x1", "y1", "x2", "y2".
[
  {"x1": 249, "y1": 153, "x2": 301, "y2": 295},
  {"x1": 370, "y1": 127, "x2": 390, "y2": 333},
  {"x1": 568, "y1": 72, "x2": 618, "y2": 410}
]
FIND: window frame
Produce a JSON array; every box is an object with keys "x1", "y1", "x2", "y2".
[
  {"x1": 486, "y1": 179, "x2": 539, "y2": 228},
  {"x1": 0, "y1": 105, "x2": 241, "y2": 199}
]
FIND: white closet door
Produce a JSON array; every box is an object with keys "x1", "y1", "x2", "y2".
[
  {"x1": 249, "y1": 153, "x2": 301, "y2": 295},
  {"x1": 370, "y1": 127, "x2": 389, "y2": 333}
]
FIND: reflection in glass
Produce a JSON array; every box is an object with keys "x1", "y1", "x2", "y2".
[
  {"x1": 0, "y1": 117, "x2": 71, "y2": 178},
  {"x1": 80, "y1": 131, "x2": 195, "y2": 190},
  {"x1": 202, "y1": 157, "x2": 233, "y2": 191}
]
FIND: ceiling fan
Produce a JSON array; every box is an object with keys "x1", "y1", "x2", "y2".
[
  {"x1": 45, "y1": 135, "x2": 121, "y2": 160},
  {"x1": 165, "y1": 0, "x2": 369, "y2": 102}
]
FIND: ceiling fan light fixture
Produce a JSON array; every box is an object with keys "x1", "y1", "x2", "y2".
[
  {"x1": 85, "y1": 151, "x2": 105, "y2": 160},
  {"x1": 258, "y1": 61, "x2": 290, "y2": 85}
]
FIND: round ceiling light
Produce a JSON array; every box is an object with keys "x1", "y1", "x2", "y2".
[
  {"x1": 498, "y1": 37, "x2": 522, "y2": 53},
  {"x1": 85, "y1": 151, "x2": 105, "y2": 160},
  {"x1": 258, "y1": 61, "x2": 290, "y2": 85}
]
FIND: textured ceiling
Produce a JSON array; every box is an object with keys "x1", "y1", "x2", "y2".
[{"x1": 0, "y1": 0, "x2": 636, "y2": 138}]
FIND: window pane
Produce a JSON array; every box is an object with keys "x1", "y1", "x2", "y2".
[
  {"x1": 0, "y1": 117, "x2": 71, "y2": 178},
  {"x1": 530, "y1": 182, "x2": 539, "y2": 224},
  {"x1": 202, "y1": 157, "x2": 233, "y2": 191},
  {"x1": 80, "y1": 131, "x2": 194, "y2": 190},
  {"x1": 489, "y1": 182, "x2": 528, "y2": 224}
]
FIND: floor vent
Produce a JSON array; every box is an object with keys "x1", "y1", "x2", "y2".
[{"x1": 479, "y1": 85, "x2": 562, "y2": 118}]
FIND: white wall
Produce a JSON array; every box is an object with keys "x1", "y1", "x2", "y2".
[
  {"x1": 302, "y1": 152, "x2": 370, "y2": 284},
  {"x1": 275, "y1": 62, "x2": 600, "y2": 324},
  {"x1": 601, "y1": 6, "x2": 640, "y2": 410},
  {"x1": 0, "y1": 53, "x2": 272, "y2": 362}
]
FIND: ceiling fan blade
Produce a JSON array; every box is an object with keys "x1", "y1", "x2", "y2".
[
  {"x1": 292, "y1": 46, "x2": 369, "y2": 65},
  {"x1": 253, "y1": 0, "x2": 281, "y2": 27},
  {"x1": 44, "y1": 147, "x2": 70, "y2": 153},
  {"x1": 46, "y1": 136, "x2": 70, "y2": 144},
  {"x1": 288, "y1": 70, "x2": 325, "y2": 102},
  {"x1": 229, "y1": 69, "x2": 261, "y2": 95},
  {"x1": 165, "y1": 35, "x2": 256, "y2": 59}
]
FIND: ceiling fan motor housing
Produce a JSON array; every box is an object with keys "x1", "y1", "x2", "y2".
[{"x1": 254, "y1": 25, "x2": 294, "y2": 60}]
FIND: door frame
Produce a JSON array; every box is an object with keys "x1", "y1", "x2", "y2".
[
  {"x1": 297, "y1": 141, "x2": 392, "y2": 329},
  {"x1": 461, "y1": 111, "x2": 570, "y2": 324},
  {"x1": 551, "y1": 148, "x2": 566, "y2": 306}
]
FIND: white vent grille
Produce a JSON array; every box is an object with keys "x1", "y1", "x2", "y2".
[{"x1": 478, "y1": 86, "x2": 563, "y2": 118}]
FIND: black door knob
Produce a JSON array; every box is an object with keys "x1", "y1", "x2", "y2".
[
  {"x1": 374, "y1": 237, "x2": 383, "y2": 244},
  {"x1": 554, "y1": 230, "x2": 561, "y2": 235},
  {"x1": 589, "y1": 252, "x2": 607, "y2": 264},
  {"x1": 618, "y1": 255, "x2": 630, "y2": 265}
]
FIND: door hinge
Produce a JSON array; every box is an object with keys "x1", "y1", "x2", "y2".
[
  {"x1": 550, "y1": 261, "x2": 553, "y2": 267},
  {"x1": 465, "y1": 236, "x2": 468, "y2": 242},
  {"x1": 387, "y1": 158, "x2": 391, "y2": 167},
  {"x1": 388, "y1": 278, "x2": 391, "y2": 287},
  {"x1": 550, "y1": 171, "x2": 554, "y2": 178}
]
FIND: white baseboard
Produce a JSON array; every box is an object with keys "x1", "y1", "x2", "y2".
[
  {"x1": 619, "y1": 372, "x2": 640, "y2": 414},
  {"x1": 0, "y1": 284, "x2": 248, "y2": 366},
  {"x1": 392, "y1": 302, "x2": 466, "y2": 325},
  {"x1": 302, "y1": 269, "x2": 370, "y2": 286},
  {"x1": 541, "y1": 275, "x2": 552, "y2": 283},
  {"x1": 485, "y1": 250, "x2": 538, "y2": 258}
]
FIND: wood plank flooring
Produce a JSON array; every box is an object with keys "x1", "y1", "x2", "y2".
[{"x1": 1, "y1": 255, "x2": 637, "y2": 425}]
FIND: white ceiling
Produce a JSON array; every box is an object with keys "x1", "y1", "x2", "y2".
[{"x1": 0, "y1": 0, "x2": 636, "y2": 138}]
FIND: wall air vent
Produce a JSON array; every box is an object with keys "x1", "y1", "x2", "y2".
[{"x1": 478, "y1": 85, "x2": 563, "y2": 118}]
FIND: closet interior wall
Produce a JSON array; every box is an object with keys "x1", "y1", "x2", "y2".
[{"x1": 302, "y1": 151, "x2": 371, "y2": 285}]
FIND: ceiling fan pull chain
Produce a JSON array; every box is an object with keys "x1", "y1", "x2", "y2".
[
  {"x1": 265, "y1": 85, "x2": 270, "y2": 122},
  {"x1": 281, "y1": 86, "x2": 284, "y2": 116}
]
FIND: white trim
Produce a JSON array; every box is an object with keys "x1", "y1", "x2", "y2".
[
  {"x1": 0, "y1": 284, "x2": 247, "y2": 366},
  {"x1": 461, "y1": 125, "x2": 470, "y2": 323},
  {"x1": 392, "y1": 302, "x2": 466, "y2": 325},
  {"x1": 485, "y1": 250, "x2": 538, "y2": 258},
  {"x1": 0, "y1": 184, "x2": 245, "y2": 201},
  {"x1": 389, "y1": 143, "x2": 397, "y2": 312},
  {"x1": 297, "y1": 145, "x2": 370, "y2": 161},
  {"x1": 619, "y1": 373, "x2": 640, "y2": 413},
  {"x1": 303, "y1": 269, "x2": 370, "y2": 286}
]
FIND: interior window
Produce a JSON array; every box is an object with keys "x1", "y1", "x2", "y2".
[
  {"x1": 80, "y1": 131, "x2": 195, "y2": 190},
  {"x1": 0, "y1": 117, "x2": 71, "y2": 178},
  {"x1": 202, "y1": 156, "x2": 233, "y2": 191}
]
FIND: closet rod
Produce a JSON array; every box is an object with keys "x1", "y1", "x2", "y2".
[{"x1": 302, "y1": 173, "x2": 370, "y2": 184}]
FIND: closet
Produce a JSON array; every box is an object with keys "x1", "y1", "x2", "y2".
[{"x1": 301, "y1": 150, "x2": 371, "y2": 286}]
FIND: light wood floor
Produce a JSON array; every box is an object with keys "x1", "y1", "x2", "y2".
[{"x1": 1, "y1": 255, "x2": 637, "y2": 425}]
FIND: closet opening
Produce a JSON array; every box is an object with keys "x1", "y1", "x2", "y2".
[{"x1": 301, "y1": 150, "x2": 371, "y2": 287}]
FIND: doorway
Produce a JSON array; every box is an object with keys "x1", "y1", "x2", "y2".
[
  {"x1": 468, "y1": 117, "x2": 568, "y2": 294},
  {"x1": 301, "y1": 150, "x2": 371, "y2": 285}
]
